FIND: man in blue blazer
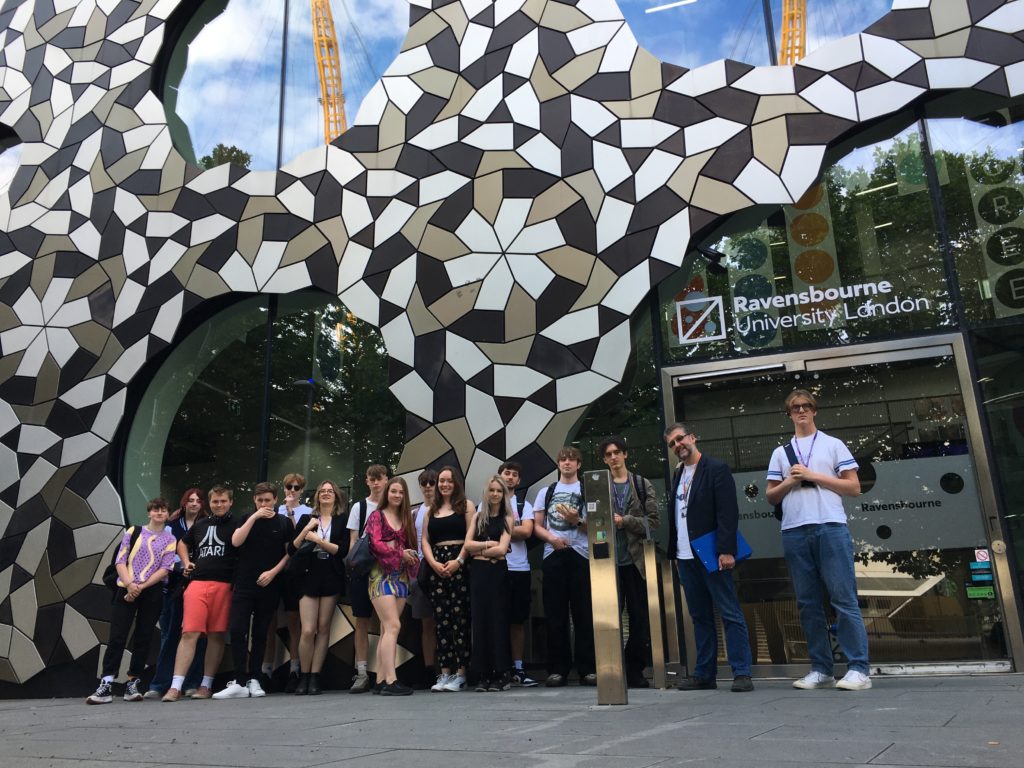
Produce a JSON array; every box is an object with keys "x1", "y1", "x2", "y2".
[{"x1": 665, "y1": 423, "x2": 753, "y2": 692}]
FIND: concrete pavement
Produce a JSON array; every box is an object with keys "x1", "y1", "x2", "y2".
[{"x1": 1, "y1": 674, "x2": 1021, "y2": 768}]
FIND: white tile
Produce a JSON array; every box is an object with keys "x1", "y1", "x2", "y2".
[
  {"x1": 61, "y1": 605, "x2": 99, "y2": 661},
  {"x1": 446, "y1": 332, "x2": 491, "y2": 379},
  {"x1": 464, "y1": 76, "x2": 504, "y2": 122},
  {"x1": 108, "y1": 337, "x2": 149, "y2": 384},
  {"x1": 386, "y1": 45, "x2": 434, "y2": 77},
  {"x1": 374, "y1": 199, "x2": 416, "y2": 247},
  {"x1": 341, "y1": 190, "x2": 374, "y2": 238},
  {"x1": 591, "y1": 320, "x2": 631, "y2": 380},
  {"x1": 506, "y1": 28, "x2": 539, "y2": 79},
  {"x1": 462, "y1": 0, "x2": 492, "y2": 20},
  {"x1": 475, "y1": 257, "x2": 515, "y2": 311},
  {"x1": 781, "y1": 144, "x2": 827, "y2": 202},
  {"x1": 465, "y1": 387, "x2": 502, "y2": 449},
  {"x1": 252, "y1": 240, "x2": 288, "y2": 290},
  {"x1": 145, "y1": 211, "x2": 188, "y2": 238},
  {"x1": 799, "y1": 74, "x2": 858, "y2": 121},
  {"x1": 457, "y1": 208, "x2": 501, "y2": 253},
  {"x1": 571, "y1": 94, "x2": 617, "y2": 137},
  {"x1": 733, "y1": 65, "x2": 795, "y2": 95},
  {"x1": 506, "y1": 82, "x2": 541, "y2": 129},
  {"x1": 353, "y1": 81, "x2": 388, "y2": 126},
  {"x1": 924, "y1": 58, "x2": 998, "y2": 89},
  {"x1": 150, "y1": 291, "x2": 183, "y2": 342},
  {"x1": 10, "y1": 581, "x2": 37, "y2": 639},
  {"x1": 70, "y1": 221, "x2": 101, "y2": 259},
  {"x1": 92, "y1": 387, "x2": 126, "y2": 443},
  {"x1": 263, "y1": 262, "x2": 312, "y2": 293},
  {"x1": 16, "y1": 457, "x2": 56, "y2": 507},
  {"x1": 122, "y1": 229, "x2": 149, "y2": 275},
  {"x1": 856, "y1": 81, "x2": 924, "y2": 121},
  {"x1": 599, "y1": 23, "x2": 638, "y2": 74},
  {"x1": 649, "y1": 208, "x2": 691, "y2": 267},
  {"x1": 0, "y1": 252, "x2": 30, "y2": 280},
  {"x1": 141, "y1": 128, "x2": 172, "y2": 170},
  {"x1": 45, "y1": 327, "x2": 77, "y2": 366},
  {"x1": 508, "y1": 253, "x2": 556, "y2": 298},
  {"x1": 60, "y1": 432, "x2": 107, "y2": 466},
  {"x1": 596, "y1": 196, "x2": 632, "y2": 251},
  {"x1": 493, "y1": 364, "x2": 551, "y2": 398},
  {"x1": 326, "y1": 147, "x2": 365, "y2": 185},
  {"x1": 555, "y1": 370, "x2": 616, "y2": 409},
  {"x1": 220, "y1": 251, "x2": 259, "y2": 293},
  {"x1": 16, "y1": 425, "x2": 60, "y2": 455},
  {"x1": 411, "y1": 116, "x2": 460, "y2": 150},
  {"x1": 12, "y1": 291, "x2": 43, "y2": 325},
  {"x1": 366, "y1": 170, "x2": 415, "y2": 197},
  {"x1": 338, "y1": 280, "x2": 380, "y2": 326},
  {"x1": 517, "y1": 133, "x2": 562, "y2": 177},
  {"x1": 684, "y1": 117, "x2": 745, "y2": 155},
  {"x1": 338, "y1": 241, "x2": 372, "y2": 292},
  {"x1": 602, "y1": 260, "x2": 649, "y2": 315},
  {"x1": 278, "y1": 181, "x2": 316, "y2": 221},
  {"x1": 620, "y1": 118, "x2": 679, "y2": 148},
  {"x1": 381, "y1": 314, "x2": 416, "y2": 366},
  {"x1": 505, "y1": 401, "x2": 553, "y2": 457},
  {"x1": 112, "y1": 279, "x2": 145, "y2": 328},
  {"x1": 460, "y1": 23, "x2": 492, "y2": 70},
  {"x1": 799, "y1": 33, "x2": 863, "y2": 71},
  {"x1": 465, "y1": 123, "x2": 515, "y2": 150},
  {"x1": 419, "y1": 170, "x2": 472, "y2": 204},
  {"x1": 495, "y1": 0, "x2": 527, "y2": 25},
  {"x1": 122, "y1": 123, "x2": 163, "y2": 153},
  {"x1": 860, "y1": 34, "x2": 921, "y2": 78},
  {"x1": 892, "y1": 0, "x2": 929, "y2": 7},
  {"x1": 567, "y1": 20, "x2": 620, "y2": 54},
  {"x1": 149, "y1": 240, "x2": 187, "y2": 283},
  {"x1": 593, "y1": 141, "x2": 632, "y2": 192},
  {"x1": 389, "y1": 371, "x2": 434, "y2": 421},
  {"x1": 382, "y1": 75, "x2": 424, "y2": 114},
  {"x1": 185, "y1": 162, "x2": 232, "y2": 195},
  {"x1": 59, "y1": 376, "x2": 106, "y2": 409},
  {"x1": 667, "y1": 60, "x2": 727, "y2": 97},
  {"x1": 382, "y1": 254, "x2": 418, "y2": 308},
  {"x1": 577, "y1": 0, "x2": 625, "y2": 22},
  {"x1": 494, "y1": 198, "x2": 532, "y2": 251},
  {"x1": 0, "y1": 444, "x2": 16, "y2": 494},
  {"x1": 635, "y1": 149, "x2": 682, "y2": 201},
  {"x1": 231, "y1": 169, "x2": 277, "y2": 196},
  {"x1": 445, "y1": 252, "x2": 501, "y2": 287},
  {"x1": 979, "y1": 2, "x2": 1024, "y2": 33},
  {"x1": 540, "y1": 306, "x2": 600, "y2": 346},
  {"x1": 12, "y1": 337, "x2": 46, "y2": 379},
  {"x1": 1007, "y1": 60, "x2": 1024, "y2": 97},
  {"x1": 509, "y1": 219, "x2": 565, "y2": 255},
  {"x1": 189, "y1": 213, "x2": 236, "y2": 246},
  {"x1": 734, "y1": 158, "x2": 792, "y2": 204}
]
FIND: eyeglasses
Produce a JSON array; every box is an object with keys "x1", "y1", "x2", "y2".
[
  {"x1": 419, "y1": 480, "x2": 436, "y2": 487},
  {"x1": 667, "y1": 433, "x2": 690, "y2": 447},
  {"x1": 285, "y1": 484, "x2": 303, "y2": 491},
  {"x1": 788, "y1": 404, "x2": 815, "y2": 413}
]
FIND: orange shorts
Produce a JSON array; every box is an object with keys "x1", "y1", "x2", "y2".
[{"x1": 182, "y1": 580, "x2": 232, "y2": 634}]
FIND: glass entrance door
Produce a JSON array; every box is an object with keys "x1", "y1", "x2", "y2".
[{"x1": 664, "y1": 336, "x2": 1020, "y2": 671}]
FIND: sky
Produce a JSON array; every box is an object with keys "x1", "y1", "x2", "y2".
[{"x1": 169, "y1": 0, "x2": 899, "y2": 171}]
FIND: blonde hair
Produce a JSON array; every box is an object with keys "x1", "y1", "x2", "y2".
[{"x1": 477, "y1": 476, "x2": 512, "y2": 539}]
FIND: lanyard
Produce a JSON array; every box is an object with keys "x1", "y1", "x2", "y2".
[
  {"x1": 679, "y1": 465, "x2": 696, "y2": 505},
  {"x1": 317, "y1": 518, "x2": 332, "y2": 542},
  {"x1": 792, "y1": 432, "x2": 818, "y2": 466},
  {"x1": 612, "y1": 480, "x2": 631, "y2": 513}
]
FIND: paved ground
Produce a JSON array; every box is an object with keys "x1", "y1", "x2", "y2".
[{"x1": 1, "y1": 674, "x2": 1021, "y2": 768}]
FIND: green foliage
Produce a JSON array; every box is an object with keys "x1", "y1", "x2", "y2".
[{"x1": 200, "y1": 143, "x2": 252, "y2": 170}]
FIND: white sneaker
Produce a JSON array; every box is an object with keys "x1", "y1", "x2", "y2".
[
  {"x1": 246, "y1": 678, "x2": 266, "y2": 698},
  {"x1": 430, "y1": 673, "x2": 451, "y2": 692},
  {"x1": 212, "y1": 680, "x2": 250, "y2": 699},
  {"x1": 836, "y1": 670, "x2": 872, "y2": 691},
  {"x1": 792, "y1": 671, "x2": 836, "y2": 690},
  {"x1": 442, "y1": 673, "x2": 466, "y2": 692}
]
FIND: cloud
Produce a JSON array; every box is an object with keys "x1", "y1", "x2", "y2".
[{"x1": 0, "y1": 145, "x2": 22, "y2": 195}]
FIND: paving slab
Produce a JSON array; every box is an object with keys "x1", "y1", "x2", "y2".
[{"x1": 0, "y1": 675, "x2": 1020, "y2": 768}]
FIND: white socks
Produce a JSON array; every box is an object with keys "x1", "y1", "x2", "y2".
[
  {"x1": 201, "y1": 675, "x2": 214, "y2": 688},
  {"x1": 171, "y1": 675, "x2": 185, "y2": 690}
]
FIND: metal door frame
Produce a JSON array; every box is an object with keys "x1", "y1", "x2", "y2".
[{"x1": 660, "y1": 333, "x2": 1024, "y2": 675}]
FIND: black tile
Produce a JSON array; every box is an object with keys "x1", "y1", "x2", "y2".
[
  {"x1": 528, "y1": 380, "x2": 557, "y2": 411},
  {"x1": 700, "y1": 128, "x2": 753, "y2": 184},
  {"x1": 896, "y1": 60, "x2": 929, "y2": 88},
  {"x1": 449, "y1": 309, "x2": 505, "y2": 343},
  {"x1": 724, "y1": 60, "x2": 755, "y2": 84},
  {"x1": 490, "y1": 11, "x2": 535, "y2": 52},
  {"x1": 654, "y1": 90, "x2": 714, "y2": 128},
  {"x1": 864, "y1": 8, "x2": 934, "y2": 40},
  {"x1": 540, "y1": 93, "x2": 572, "y2": 145},
  {"x1": 575, "y1": 73, "x2": 631, "y2": 102},
  {"x1": 467, "y1": 365, "x2": 494, "y2": 395},
  {"x1": 785, "y1": 113, "x2": 855, "y2": 146},
  {"x1": 527, "y1": 335, "x2": 586, "y2": 378},
  {"x1": 966, "y1": 28, "x2": 1024, "y2": 67},
  {"x1": 433, "y1": 363, "x2": 467, "y2": 422},
  {"x1": 793, "y1": 65, "x2": 826, "y2": 91},
  {"x1": 539, "y1": 28, "x2": 575, "y2": 73}
]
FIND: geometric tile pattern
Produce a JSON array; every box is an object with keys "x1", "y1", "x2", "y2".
[{"x1": 0, "y1": 0, "x2": 1021, "y2": 690}]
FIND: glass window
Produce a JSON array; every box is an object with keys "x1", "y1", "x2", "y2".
[
  {"x1": 0, "y1": 142, "x2": 21, "y2": 195},
  {"x1": 122, "y1": 292, "x2": 404, "y2": 520},
  {"x1": 656, "y1": 125, "x2": 952, "y2": 364},
  {"x1": 926, "y1": 116, "x2": 1024, "y2": 326},
  {"x1": 157, "y1": 0, "x2": 405, "y2": 170}
]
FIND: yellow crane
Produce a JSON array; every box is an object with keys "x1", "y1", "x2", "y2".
[
  {"x1": 311, "y1": 0, "x2": 347, "y2": 143},
  {"x1": 779, "y1": 0, "x2": 807, "y2": 64}
]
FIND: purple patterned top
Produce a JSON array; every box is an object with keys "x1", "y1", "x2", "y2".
[{"x1": 115, "y1": 526, "x2": 177, "y2": 587}]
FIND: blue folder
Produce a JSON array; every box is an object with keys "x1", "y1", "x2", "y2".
[{"x1": 691, "y1": 530, "x2": 753, "y2": 573}]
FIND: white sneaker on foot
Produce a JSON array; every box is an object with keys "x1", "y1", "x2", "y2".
[
  {"x1": 246, "y1": 678, "x2": 266, "y2": 697},
  {"x1": 792, "y1": 671, "x2": 836, "y2": 690},
  {"x1": 430, "y1": 673, "x2": 451, "y2": 692},
  {"x1": 443, "y1": 673, "x2": 466, "y2": 692},
  {"x1": 836, "y1": 670, "x2": 872, "y2": 691},
  {"x1": 212, "y1": 680, "x2": 250, "y2": 699}
]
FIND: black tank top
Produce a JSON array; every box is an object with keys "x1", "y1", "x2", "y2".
[
  {"x1": 473, "y1": 513, "x2": 507, "y2": 542},
  {"x1": 428, "y1": 512, "x2": 465, "y2": 542}
]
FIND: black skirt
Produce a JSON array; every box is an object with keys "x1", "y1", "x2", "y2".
[{"x1": 301, "y1": 554, "x2": 344, "y2": 598}]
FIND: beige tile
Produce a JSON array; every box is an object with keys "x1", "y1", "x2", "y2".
[
  {"x1": 752, "y1": 116, "x2": 790, "y2": 174},
  {"x1": 540, "y1": 2, "x2": 590, "y2": 32},
  {"x1": 39, "y1": 235, "x2": 78, "y2": 257},
  {"x1": 399, "y1": 200, "x2": 442, "y2": 250},
  {"x1": 691, "y1": 175, "x2": 754, "y2": 215},
  {"x1": 478, "y1": 336, "x2": 534, "y2": 365},
  {"x1": 903, "y1": 28, "x2": 970, "y2": 59},
  {"x1": 532, "y1": 58, "x2": 569, "y2": 102},
  {"x1": 537, "y1": 405, "x2": 588, "y2": 459},
  {"x1": 282, "y1": 226, "x2": 329, "y2": 267},
  {"x1": 478, "y1": 150, "x2": 529, "y2": 176},
  {"x1": 378, "y1": 102, "x2": 407, "y2": 151},
  {"x1": 606, "y1": 91, "x2": 660, "y2": 120},
  {"x1": 34, "y1": 553, "x2": 64, "y2": 608},
  {"x1": 29, "y1": 101, "x2": 53, "y2": 138},
  {"x1": 411, "y1": 67, "x2": 459, "y2": 99},
  {"x1": 438, "y1": 76, "x2": 480, "y2": 121},
  {"x1": 752, "y1": 93, "x2": 817, "y2": 123},
  {"x1": 86, "y1": 332, "x2": 125, "y2": 379},
  {"x1": 61, "y1": 604, "x2": 100, "y2": 660},
  {"x1": 503, "y1": 285, "x2": 536, "y2": 341},
  {"x1": 10, "y1": 581, "x2": 38, "y2": 639},
  {"x1": 565, "y1": 170, "x2": 606, "y2": 220},
  {"x1": 237, "y1": 216, "x2": 263, "y2": 263},
  {"x1": 526, "y1": 181, "x2": 580, "y2": 226},
  {"x1": 33, "y1": 355, "x2": 61, "y2": 405},
  {"x1": 355, "y1": 145, "x2": 402, "y2": 171},
  {"x1": 395, "y1": 426, "x2": 450, "y2": 473},
  {"x1": 315, "y1": 217, "x2": 351, "y2": 260},
  {"x1": 54, "y1": 488, "x2": 97, "y2": 529},
  {"x1": 521, "y1": 0, "x2": 547, "y2": 24},
  {"x1": 241, "y1": 196, "x2": 288, "y2": 220},
  {"x1": 15, "y1": 520, "x2": 50, "y2": 574},
  {"x1": 437, "y1": 417, "x2": 476, "y2": 471},
  {"x1": 403, "y1": 10, "x2": 447, "y2": 51},
  {"x1": 420, "y1": 223, "x2": 471, "y2": 261},
  {"x1": 474, "y1": 171, "x2": 504, "y2": 226},
  {"x1": 436, "y1": 1, "x2": 469, "y2": 43},
  {"x1": 170, "y1": 244, "x2": 209, "y2": 286},
  {"x1": 85, "y1": 6, "x2": 107, "y2": 46},
  {"x1": 29, "y1": 255, "x2": 55, "y2": 300},
  {"x1": 667, "y1": 149, "x2": 714, "y2": 202},
  {"x1": 553, "y1": 49, "x2": 604, "y2": 92},
  {"x1": 40, "y1": 466, "x2": 78, "y2": 511},
  {"x1": 539, "y1": 245, "x2": 594, "y2": 285},
  {"x1": 929, "y1": 0, "x2": 972, "y2": 37},
  {"x1": 12, "y1": 402, "x2": 54, "y2": 427},
  {"x1": 107, "y1": 147, "x2": 147, "y2": 185},
  {"x1": 107, "y1": 103, "x2": 144, "y2": 133},
  {"x1": 67, "y1": 264, "x2": 112, "y2": 302},
  {"x1": 70, "y1": 321, "x2": 112, "y2": 358},
  {"x1": 37, "y1": 8, "x2": 75, "y2": 39},
  {"x1": 185, "y1": 264, "x2": 231, "y2": 299},
  {"x1": 428, "y1": 283, "x2": 480, "y2": 326},
  {"x1": 14, "y1": 167, "x2": 51, "y2": 209},
  {"x1": 7, "y1": 628, "x2": 44, "y2": 684},
  {"x1": 406, "y1": 286, "x2": 444, "y2": 335},
  {"x1": 570, "y1": 259, "x2": 618, "y2": 312},
  {"x1": 53, "y1": 554, "x2": 102, "y2": 600},
  {"x1": 630, "y1": 49, "x2": 664, "y2": 100}
]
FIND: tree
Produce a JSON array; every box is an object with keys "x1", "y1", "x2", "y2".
[{"x1": 200, "y1": 143, "x2": 252, "y2": 170}]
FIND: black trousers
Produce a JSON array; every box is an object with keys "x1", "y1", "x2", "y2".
[
  {"x1": 102, "y1": 586, "x2": 163, "y2": 678},
  {"x1": 469, "y1": 559, "x2": 511, "y2": 681},
  {"x1": 541, "y1": 549, "x2": 595, "y2": 677},
  {"x1": 618, "y1": 564, "x2": 652, "y2": 680},
  {"x1": 229, "y1": 584, "x2": 281, "y2": 681}
]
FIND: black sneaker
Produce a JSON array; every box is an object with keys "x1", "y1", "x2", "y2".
[
  {"x1": 285, "y1": 671, "x2": 300, "y2": 694},
  {"x1": 86, "y1": 680, "x2": 113, "y2": 704},
  {"x1": 371, "y1": 681, "x2": 385, "y2": 695},
  {"x1": 511, "y1": 669, "x2": 538, "y2": 687},
  {"x1": 475, "y1": 680, "x2": 490, "y2": 692},
  {"x1": 731, "y1": 675, "x2": 754, "y2": 692},
  {"x1": 627, "y1": 676, "x2": 650, "y2": 689},
  {"x1": 488, "y1": 674, "x2": 510, "y2": 692},
  {"x1": 123, "y1": 678, "x2": 143, "y2": 702},
  {"x1": 676, "y1": 676, "x2": 717, "y2": 691},
  {"x1": 545, "y1": 673, "x2": 567, "y2": 687},
  {"x1": 380, "y1": 681, "x2": 413, "y2": 696}
]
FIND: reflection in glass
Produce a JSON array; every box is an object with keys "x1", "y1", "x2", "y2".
[
  {"x1": 658, "y1": 125, "x2": 952, "y2": 363},
  {"x1": 0, "y1": 143, "x2": 20, "y2": 195},
  {"x1": 671, "y1": 355, "x2": 1006, "y2": 664}
]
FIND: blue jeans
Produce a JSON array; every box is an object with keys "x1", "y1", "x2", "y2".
[
  {"x1": 149, "y1": 587, "x2": 206, "y2": 693},
  {"x1": 677, "y1": 558, "x2": 752, "y2": 679},
  {"x1": 782, "y1": 523, "x2": 869, "y2": 675}
]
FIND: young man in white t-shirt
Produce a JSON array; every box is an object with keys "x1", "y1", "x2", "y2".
[
  {"x1": 766, "y1": 389, "x2": 870, "y2": 691},
  {"x1": 498, "y1": 461, "x2": 538, "y2": 687},
  {"x1": 346, "y1": 464, "x2": 388, "y2": 693},
  {"x1": 533, "y1": 446, "x2": 595, "y2": 687}
]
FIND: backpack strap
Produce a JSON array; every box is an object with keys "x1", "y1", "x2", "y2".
[
  {"x1": 631, "y1": 473, "x2": 651, "y2": 539},
  {"x1": 783, "y1": 442, "x2": 799, "y2": 468},
  {"x1": 357, "y1": 499, "x2": 367, "y2": 536}
]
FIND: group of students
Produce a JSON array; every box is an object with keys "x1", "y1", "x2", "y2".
[{"x1": 87, "y1": 443, "x2": 652, "y2": 703}]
